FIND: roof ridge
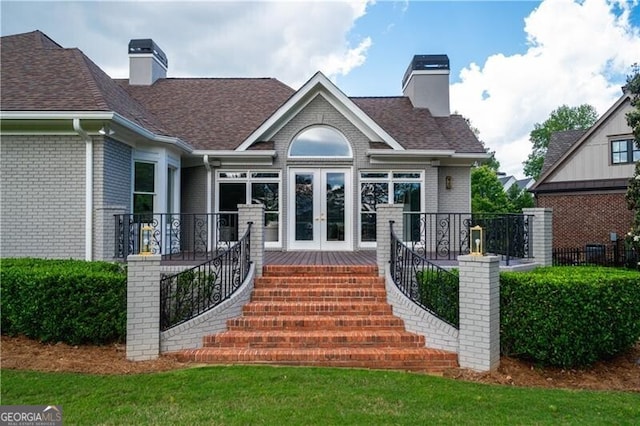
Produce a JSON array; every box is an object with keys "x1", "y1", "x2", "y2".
[{"x1": 71, "y1": 49, "x2": 110, "y2": 111}]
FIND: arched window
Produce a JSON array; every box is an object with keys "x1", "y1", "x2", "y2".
[{"x1": 288, "y1": 126, "x2": 352, "y2": 158}]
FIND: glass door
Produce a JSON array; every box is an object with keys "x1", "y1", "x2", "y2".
[{"x1": 289, "y1": 168, "x2": 351, "y2": 250}]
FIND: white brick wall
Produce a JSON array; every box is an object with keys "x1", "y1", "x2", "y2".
[
  {"x1": 1, "y1": 135, "x2": 86, "y2": 259},
  {"x1": 127, "y1": 255, "x2": 161, "y2": 361},
  {"x1": 457, "y1": 254, "x2": 500, "y2": 372},
  {"x1": 523, "y1": 207, "x2": 553, "y2": 266}
]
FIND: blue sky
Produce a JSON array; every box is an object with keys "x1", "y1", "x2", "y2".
[{"x1": 2, "y1": 1, "x2": 639, "y2": 178}]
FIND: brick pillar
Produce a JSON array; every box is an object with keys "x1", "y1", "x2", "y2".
[
  {"x1": 376, "y1": 204, "x2": 404, "y2": 276},
  {"x1": 458, "y1": 254, "x2": 500, "y2": 372},
  {"x1": 523, "y1": 207, "x2": 553, "y2": 267},
  {"x1": 238, "y1": 203, "x2": 264, "y2": 277},
  {"x1": 126, "y1": 254, "x2": 161, "y2": 361},
  {"x1": 94, "y1": 205, "x2": 126, "y2": 261}
]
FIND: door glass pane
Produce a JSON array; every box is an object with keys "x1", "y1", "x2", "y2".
[
  {"x1": 295, "y1": 174, "x2": 314, "y2": 241},
  {"x1": 252, "y1": 182, "x2": 280, "y2": 243},
  {"x1": 326, "y1": 173, "x2": 345, "y2": 242}
]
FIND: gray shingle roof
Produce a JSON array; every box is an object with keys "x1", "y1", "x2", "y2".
[
  {"x1": 2, "y1": 30, "x2": 485, "y2": 154},
  {"x1": 541, "y1": 129, "x2": 587, "y2": 175}
]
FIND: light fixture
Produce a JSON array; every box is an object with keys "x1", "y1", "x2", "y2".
[
  {"x1": 140, "y1": 224, "x2": 153, "y2": 255},
  {"x1": 445, "y1": 175, "x2": 452, "y2": 190},
  {"x1": 470, "y1": 225, "x2": 484, "y2": 255},
  {"x1": 98, "y1": 125, "x2": 115, "y2": 136}
]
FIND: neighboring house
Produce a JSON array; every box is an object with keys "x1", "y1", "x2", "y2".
[
  {"x1": 499, "y1": 175, "x2": 535, "y2": 193},
  {"x1": 530, "y1": 92, "x2": 637, "y2": 249},
  {"x1": 0, "y1": 31, "x2": 487, "y2": 261}
]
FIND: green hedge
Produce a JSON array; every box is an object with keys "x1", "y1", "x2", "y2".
[
  {"x1": 1, "y1": 258, "x2": 127, "y2": 345},
  {"x1": 500, "y1": 267, "x2": 640, "y2": 367}
]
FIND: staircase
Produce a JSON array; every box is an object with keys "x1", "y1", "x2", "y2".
[{"x1": 173, "y1": 265, "x2": 458, "y2": 372}]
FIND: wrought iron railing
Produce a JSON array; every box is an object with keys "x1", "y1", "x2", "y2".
[
  {"x1": 553, "y1": 243, "x2": 639, "y2": 269},
  {"x1": 114, "y1": 213, "x2": 239, "y2": 261},
  {"x1": 390, "y1": 221, "x2": 459, "y2": 328},
  {"x1": 403, "y1": 212, "x2": 533, "y2": 265},
  {"x1": 160, "y1": 223, "x2": 252, "y2": 331}
]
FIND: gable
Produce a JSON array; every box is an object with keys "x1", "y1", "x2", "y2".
[{"x1": 543, "y1": 97, "x2": 635, "y2": 184}]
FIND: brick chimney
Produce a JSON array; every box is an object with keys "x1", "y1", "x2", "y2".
[
  {"x1": 128, "y1": 39, "x2": 167, "y2": 86},
  {"x1": 402, "y1": 54, "x2": 450, "y2": 117}
]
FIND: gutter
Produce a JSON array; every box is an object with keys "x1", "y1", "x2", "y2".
[
  {"x1": 203, "y1": 155, "x2": 213, "y2": 250},
  {"x1": 73, "y1": 118, "x2": 93, "y2": 261}
]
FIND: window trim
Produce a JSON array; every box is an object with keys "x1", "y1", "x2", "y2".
[{"x1": 611, "y1": 138, "x2": 639, "y2": 165}]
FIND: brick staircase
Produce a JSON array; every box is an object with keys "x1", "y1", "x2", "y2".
[{"x1": 173, "y1": 264, "x2": 458, "y2": 372}]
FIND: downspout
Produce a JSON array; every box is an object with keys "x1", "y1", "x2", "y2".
[
  {"x1": 73, "y1": 118, "x2": 93, "y2": 261},
  {"x1": 203, "y1": 155, "x2": 212, "y2": 250}
]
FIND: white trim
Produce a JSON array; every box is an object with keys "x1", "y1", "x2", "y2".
[{"x1": 236, "y1": 72, "x2": 404, "y2": 151}]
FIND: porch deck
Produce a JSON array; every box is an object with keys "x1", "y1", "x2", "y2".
[{"x1": 264, "y1": 250, "x2": 376, "y2": 265}]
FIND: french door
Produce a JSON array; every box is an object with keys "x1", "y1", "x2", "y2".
[{"x1": 288, "y1": 168, "x2": 351, "y2": 250}]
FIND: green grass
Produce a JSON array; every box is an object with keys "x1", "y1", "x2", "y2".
[{"x1": 2, "y1": 366, "x2": 639, "y2": 425}]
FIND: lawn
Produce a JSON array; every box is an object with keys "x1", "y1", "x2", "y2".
[{"x1": 2, "y1": 366, "x2": 639, "y2": 425}]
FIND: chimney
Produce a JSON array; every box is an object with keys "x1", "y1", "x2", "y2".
[
  {"x1": 128, "y1": 39, "x2": 168, "y2": 86},
  {"x1": 402, "y1": 54, "x2": 450, "y2": 117}
]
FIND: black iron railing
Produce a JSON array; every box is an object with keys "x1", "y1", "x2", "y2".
[
  {"x1": 553, "y1": 243, "x2": 639, "y2": 269},
  {"x1": 390, "y1": 221, "x2": 459, "y2": 328},
  {"x1": 403, "y1": 212, "x2": 533, "y2": 265},
  {"x1": 115, "y1": 213, "x2": 239, "y2": 261},
  {"x1": 160, "y1": 223, "x2": 252, "y2": 331}
]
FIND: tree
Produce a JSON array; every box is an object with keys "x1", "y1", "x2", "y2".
[
  {"x1": 471, "y1": 165, "x2": 512, "y2": 213},
  {"x1": 506, "y1": 183, "x2": 534, "y2": 212},
  {"x1": 523, "y1": 104, "x2": 599, "y2": 180},
  {"x1": 463, "y1": 115, "x2": 500, "y2": 171},
  {"x1": 625, "y1": 64, "x2": 640, "y2": 264}
]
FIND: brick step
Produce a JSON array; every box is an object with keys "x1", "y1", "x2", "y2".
[
  {"x1": 227, "y1": 315, "x2": 407, "y2": 331},
  {"x1": 263, "y1": 265, "x2": 378, "y2": 277},
  {"x1": 255, "y1": 276, "x2": 384, "y2": 288},
  {"x1": 171, "y1": 347, "x2": 458, "y2": 372},
  {"x1": 203, "y1": 330, "x2": 425, "y2": 349},
  {"x1": 242, "y1": 301, "x2": 393, "y2": 316},
  {"x1": 251, "y1": 287, "x2": 388, "y2": 302}
]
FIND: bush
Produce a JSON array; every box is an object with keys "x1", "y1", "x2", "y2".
[
  {"x1": 1, "y1": 258, "x2": 127, "y2": 345},
  {"x1": 500, "y1": 267, "x2": 640, "y2": 367},
  {"x1": 417, "y1": 268, "x2": 459, "y2": 327}
]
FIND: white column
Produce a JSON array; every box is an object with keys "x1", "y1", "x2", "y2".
[
  {"x1": 458, "y1": 254, "x2": 500, "y2": 372},
  {"x1": 238, "y1": 203, "x2": 264, "y2": 277},
  {"x1": 523, "y1": 207, "x2": 553, "y2": 267},
  {"x1": 376, "y1": 204, "x2": 404, "y2": 276},
  {"x1": 126, "y1": 254, "x2": 161, "y2": 361}
]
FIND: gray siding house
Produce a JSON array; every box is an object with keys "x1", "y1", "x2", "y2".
[{"x1": 1, "y1": 31, "x2": 487, "y2": 260}]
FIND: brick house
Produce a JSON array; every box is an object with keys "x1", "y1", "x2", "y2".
[
  {"x1": 530, "y1": 90, "x2": 637, "y2": 249},
  {"x1": 1, "y1": 30, "x2": 488, "y2": 261}
]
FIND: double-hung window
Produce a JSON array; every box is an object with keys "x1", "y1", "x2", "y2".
[{"x1": 133, "y1": 161, "x2": 155, "y2": 220}]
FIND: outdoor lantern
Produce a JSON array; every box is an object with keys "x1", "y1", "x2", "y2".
[
  {"x1": 140, "y1": 224, "x2": 153, "y2": 255},
  {"x1": 470, "y1": 225, "x2": 484, "y2": 255}
]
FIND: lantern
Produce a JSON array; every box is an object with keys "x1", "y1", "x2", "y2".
[
  {"x1": 470, "y1": 225, "x2": 484, "y2": 255},
  {"x1": 140, "y1": 224, "x2": 153, "y2": 255}
]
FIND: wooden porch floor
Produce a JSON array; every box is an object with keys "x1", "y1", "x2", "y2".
[{"x1": 264, "y1": 251, "x2": 376, "y2": 265}]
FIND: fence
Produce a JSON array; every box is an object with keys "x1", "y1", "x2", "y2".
[
  {"x1": 390, "y1": 222, "x2": 459, "y2": 328},
  {"x1": 114, "y1": 213, "x2": 239, "y2": 261},
  {"x1": 553, "y1": 243, "x2": 639, "y2": 269},
  {"x1": 159, "y1": 223, "x2": 251, "y2": 331},
  {"x1": 403, "y1": 212, "x2": 533, "y2": 265}
]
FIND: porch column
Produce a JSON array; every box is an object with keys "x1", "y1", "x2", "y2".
[
  {"x1": 376, "y1": 204, "x2": 404, "y2": 276},
  {"x1": 238, "y1": 203, "x2": 264, "y2": 277},
  {"x1": 458, "y1": 254, "x2": 500, "y2": 372},
  {"x1": 523, "y1": 207, "x2": 553, "y2": 267},
  {"x1": 126, "y1": 254, "x2": 161, "y2": 361}
]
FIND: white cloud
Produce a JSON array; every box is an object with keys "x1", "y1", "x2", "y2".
[
  {"x1": 1, "y1": 0, "x2": 374, "y2": 89},
  {"x1": 450, "y1": 0, "x2": 640, "y2": 178}
]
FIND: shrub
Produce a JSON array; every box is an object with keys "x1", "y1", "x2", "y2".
[
  {"x1": 500, "y1": 267, "x2": 640, "y2": 367},
  {"x1": 1, "y1": 258, "x2": 126, "y2": 345},
  {"x1": 417, "y1": 268, "x2": 459, "y2": 327}
]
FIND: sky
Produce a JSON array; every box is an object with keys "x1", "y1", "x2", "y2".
[{"x1": 2, "y1": 0, "x2": 640, "y2": 178}]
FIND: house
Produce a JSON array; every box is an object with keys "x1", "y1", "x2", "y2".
[
  {"x1": 530, "y1": 92, "x2": 637, "y2": 249},
  {"x1": 0, "y1": 30, "x2": 487, "y2": 261},
  {"x1": 499, "y1": 175, "x2": 535, "y2": 193}
]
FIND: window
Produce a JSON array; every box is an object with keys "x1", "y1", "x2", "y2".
[
  {"x1": 217, "y1": 171, "x2": 281, "y2": 245},
  {"x1": 359, "y1": 171, "x2": 423, "y2": 245},
  {"x1": 612, "y1": 139, "x2": 640, "y2": 164},
  {"x1": 289, "y1": 126, "x2": 352, "y2": 158},
  {"x1": 133, "y1": 162, "x2": 155, "y2": 218}
]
